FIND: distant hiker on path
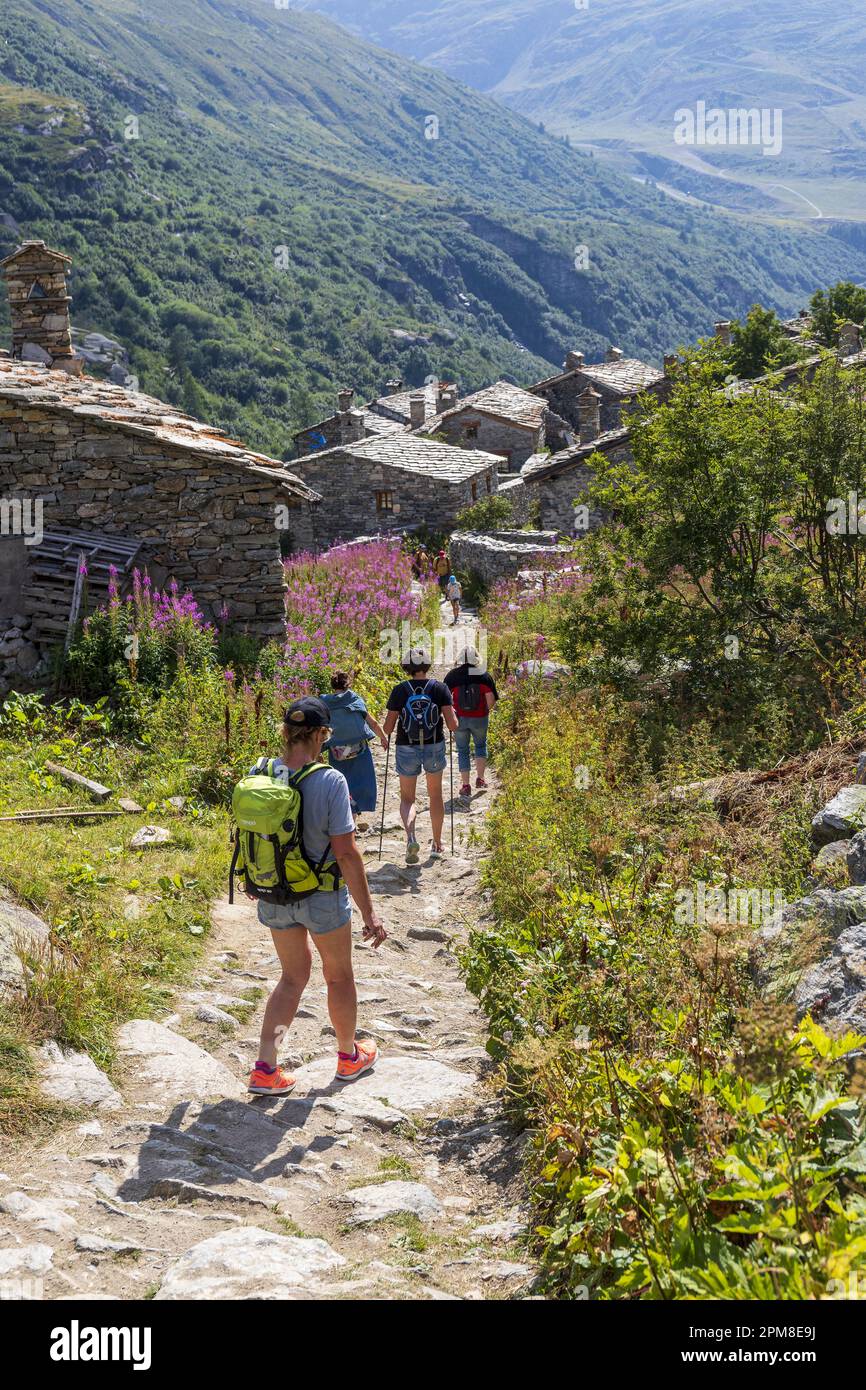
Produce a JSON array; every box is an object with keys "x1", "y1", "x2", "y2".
[
  {"x1": 321, "y1": 671, "x2": 388, "y2": 830},
  {"x1": 412, "y1": 547, "x2": 430, "y2": 581},
  {"x1": 435, "y1": 549, "x2": 450, "y2": 592},
  {"x1": 236, "y1": 697, "x2": 386, "y2": 1096},
  {"x1": 444, "y1": 644, "x2": 498, "y2": 798},
  {"x1": 382, "y1": 648, "x2": 458, "y2": 862},
  {"x1": 446, "y1": 573, "x2": 462, "y2": 624}
]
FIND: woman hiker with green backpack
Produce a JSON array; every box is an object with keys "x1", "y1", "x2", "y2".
[
  {"x1": 320, "y1": 670, "x2": 388, "y2": 831},
  {"x1": 230, "y1": 697, "x2": 387, "y2": 1096}
]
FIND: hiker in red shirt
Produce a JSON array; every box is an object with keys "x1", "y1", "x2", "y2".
[{"x1": 443, "y1": 645, "x2": 498, "y2": 799}]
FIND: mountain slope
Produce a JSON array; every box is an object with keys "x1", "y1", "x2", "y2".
[
  {"x1": 299, "y1": 0, "x2": 866, "y2": 221},
  {"x1": 1, "y1": 1, "x2": 865, "y2": 458}
]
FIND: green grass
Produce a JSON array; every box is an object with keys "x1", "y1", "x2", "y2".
[{"x1": 0, "y1": 727, "x2": 228, "y2": 1136}]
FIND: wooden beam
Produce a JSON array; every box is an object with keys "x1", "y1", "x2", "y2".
[
  {"x1": 44, "y1": 762, "x2": 112, "y2": 802},
  {"x1": 0, "y1": 809, "x2": 122, "y2": 823}
]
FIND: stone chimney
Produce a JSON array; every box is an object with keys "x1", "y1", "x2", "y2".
[
  {"x1": 839, "y1": 321, "x2": 862, "y2": 356},
  {"x1": 564, "y1": 350, "x2": 585, "y2": 371},
  {"x1": 337, "y1": 387, "x2": 355, "y2": 414},
  {"x1": 384, "y1": 378, "x2": 403, "y2": 395},
  {"x1": 664, "y1": 353, "x2": 679, "y2": 377},
  {"x1": 0, "y1": 240, "x2": 82, "y2": 373},
  {"x1": 605, "y1": 346, "x2": 624, "y2": 362},
  {"x1": 409, "y1": 391, "x2": 427, "y2": 429},
  {"x1": 578, "y1": 385, "x2": 602, "y2": 444},
  {"x1": 714, "y1": 321, "x2": 733, "y2": 347},
  {"x1": 348, "y1": 409, "x2": 367, "y2": 443},
  {"x1": 437, "y1": 381, "x2": 458, "y2": 412}
]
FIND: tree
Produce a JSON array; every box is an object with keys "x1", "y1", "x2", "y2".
[
  {"x1": 729, "y1": 304, "x2": 799, "y2": 379},
  {"x1": 809, "y1": 282, "x2": 866, "y2": 347},
  {"x1": 455, "y1": 495, "x2": 513, "y2": 532}
]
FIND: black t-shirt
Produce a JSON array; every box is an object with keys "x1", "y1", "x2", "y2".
[
  {"x1": 443, "y1": 667, "x2": 498, "y2": 719},
  {"x1": 387, "y1": 678, "x2": 453, "y2": 745}
]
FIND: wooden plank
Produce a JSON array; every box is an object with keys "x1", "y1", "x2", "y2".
[
  {"x1": 44, "y1": 761, "x2": 112, "y2": 802},
  {"x1": 64, "y1": 551, "x2": 87, "y2": 653},
  {"x1": 0, "y1": 809, "x2": 122, "y2": 823}
]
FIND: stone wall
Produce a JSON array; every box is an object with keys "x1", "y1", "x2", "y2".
[
  {"x1": 450, "y1": 529, "x2": 571, "y2": 586},
  {"x1": 527, "y1": 438, "x2": 634, "y2": 532},
  {"x1": 498, "y1": 474, "x2": 532, "y2": 525},
  {"x1": 0, "y1": 403, "x2": 318, "y2": 641},
  {"x1": 430, "y1": 413, "x2": 539, "y2": 472},
  {"x1": 291, "y1": 450, "x2": 498, "y2": 547}
]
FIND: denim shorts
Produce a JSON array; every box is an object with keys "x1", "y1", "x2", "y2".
[
  {"x1": 394, "y1": 741, "x2": 448, "y2": 777},
  {"x1": 257, "y1": 887, "x2": 352, "y2": 935},
  {"x1": 454, "y1": 716, "x2": 489, "y2": 771}
]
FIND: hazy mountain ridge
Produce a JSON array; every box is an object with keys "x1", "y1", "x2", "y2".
[{"x1": 0, "y1": 0, "x2": 864, "y2": 458}]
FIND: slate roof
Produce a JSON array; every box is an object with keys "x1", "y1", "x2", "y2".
[
  {"x1": 419, "y1": 380, "x2": 548, "y2": 434},
  {"x1": 522, "y1": 426, "x2": 633, "y2": 482},
  {"x1": 531, "y1": 357, "x2": 665, "y2": 397},
  {"x1": 0, "y1": 356, "x2": 318, "y2": 501},
  {"x1": 368, "y1": 381, "x2": 440, "y2": 425},
  {"x1": 296, "y1": 433, "x2": 501, "y2": 482}
]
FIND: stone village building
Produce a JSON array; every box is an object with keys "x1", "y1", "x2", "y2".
[
  {"x1": 415, "y1": 380, "x2": 573, "y2": 472},
  {"x1": 287, "y1": 433, "x2": 500, "y2": 545},
  {"x1": 0, "y1": 241, "x2": 321, "y2": 687}
]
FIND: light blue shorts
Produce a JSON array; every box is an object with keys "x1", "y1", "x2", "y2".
[
  {"x1": 395, "y1": 742, "x2": 448, "y2": 778},
  {"x1": 257, "y1": 887, "x2": 352, "y2": 935}
]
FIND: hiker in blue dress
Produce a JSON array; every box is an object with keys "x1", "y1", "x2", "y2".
[{"x1": 321, "y1": 671, "x2": 388, "y2": 829}]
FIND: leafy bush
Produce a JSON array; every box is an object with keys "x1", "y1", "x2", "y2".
[{"x1": 455, "y1": 495, "x2": 514, "y2": 533}]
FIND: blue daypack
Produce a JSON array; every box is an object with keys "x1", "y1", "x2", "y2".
[
  {"x1": 399, "y1": 680, "x2": 441, "y2": 745},
  {"x1": 322, "y1": 691, "x2": 370, "y2": 747}
]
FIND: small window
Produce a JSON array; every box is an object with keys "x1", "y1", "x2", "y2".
[
  {"x1": 375, "y1": 490, "x2": 394, "y2": 513},
  {"x1": 485, "y1": 474, "x2": 492, "y2": 494},
  {"x1": 464, "y1": 423, "x2": 479, "y2": 441},
  {"x1": 471, "y1": 481, "x2": 478, "y2": 501}
]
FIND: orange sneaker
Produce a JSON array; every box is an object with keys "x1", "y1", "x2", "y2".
[
  {"x1": 336, "y1": 1040, "x2": 378, "y2": 1082},
  {"x1": 247, "y1": 1064, "x2": 296, "y2": 1095}
]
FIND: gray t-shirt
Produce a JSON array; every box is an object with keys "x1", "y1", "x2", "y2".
[{"x1": 250, "y1": 758, "x2": 354, "y2": 864}]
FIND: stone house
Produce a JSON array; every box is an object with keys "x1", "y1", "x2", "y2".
[
  {"x1": 289, "y1": 433, "x2": 500, "y2": 546},
  {"x1": 416, "y1": 379, "x2": 572, "y2": 472},
  {"x1": 522, "y1": 425, "x2": 634, "y2": 534},
  {"x1": 0, "y1": 241, "x2": 321, "y2": 687},
  {"x1": 531, "y1": 346, "x2": 669, "y2": 434},
  {"x1": 293, "y1": 380, "x2": 446, "y2": 457}
]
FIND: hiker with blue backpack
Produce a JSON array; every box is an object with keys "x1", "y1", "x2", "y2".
[
  {"x1": 382, "y1": 647, "x2": 458, "y2": 863},
  {"x1": 321, "y1": 671, "x2": 388, "y2": 829},
  {"x1": 230, "y1": 697, "x2": 386, "y2": 1096}
]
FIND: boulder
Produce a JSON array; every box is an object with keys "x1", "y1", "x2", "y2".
[
  {"x1": 848, "y1": 832, "x2": 866, "y2": 887},
  {"x1": 753, "y1": 887, "x2": 866, "y2": 998},
  {"x1": 811, "y1": 786, "x2": 866, "y2": 845},
  {"x1": 515, "y1": 659, "x2": 569, "y2": 680},
  {"x1": 37, "y1": 1041, "x2": 123, "y2": 1111},
  {"x1": 0, "y1": 1243, "x2": 54, "y2": 1277},
  {"x1": 794, "y1": 922, "x2": 866, "y2": 1035},
  {"x1": 0, "y1": 1191, "x2": 78, "y2": 1235},
  {"x1": 155, "y1": 1226, "x2": 345, "y2": 1300},
  {"x1": 0, "y1": 896, "x2": 50, "y2": 994},
  {"x1": 812, "y1": 839, "x2": 851, "y2": 888},
  {"x1": 342, "y1": 1180, "x2": 444, "y2": 1225},
  {"x1": 116, "y1": 1020, "x2": 246, "y2": 1101}
]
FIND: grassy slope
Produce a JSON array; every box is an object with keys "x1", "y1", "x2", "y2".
[
  {"x1": 0, "y1": 0, "x2": 865, "y2": 461},
  {"x1": 300, "y1": 0, "x2": 866, "y2": 220}
]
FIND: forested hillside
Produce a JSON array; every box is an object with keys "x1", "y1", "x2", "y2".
[{"x1": 2, "y1": 0, "x2": 866, "y2": 456}]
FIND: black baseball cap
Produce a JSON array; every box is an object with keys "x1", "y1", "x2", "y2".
[{"x1": 283, "y1": 696, "x2": 331, "y2": 729}]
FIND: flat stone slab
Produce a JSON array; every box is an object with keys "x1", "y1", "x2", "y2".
[
  {"x1": 0, "y1": 1243, "x2": 54, "y2": 1276},
  {"x1": 155, "y1": 1226, "x2": 345, "y2": 1300},
  {"x1": 0, "y1": 1191, "x2": 78, "y2": 1235},
  {"x1": 794, "y1": 922, "x2": 866, "y2": 1034},
  {"x1": 37, "y1": 1041, "x2": 123, "y2": 1111},
  {"x1": 294, "y1": 1056, "x2": 474, "y2": 1116},
  {"x1": 343, "y1": 1180, "x2": 444, "y2": 1225},
  {"x1": 130, "y1": 825, "x2": 172, "y2": 850},
  {"x1": 116, "y1": 1020, "x2": 246, "y2": 1101}
]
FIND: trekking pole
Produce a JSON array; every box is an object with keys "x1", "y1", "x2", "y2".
[
  {"x1": 449, "y1": 729, "x2": 455, "y2": 856},
  {"x1": 378, "y1": 736, "x2": 391, "y2": 861}
]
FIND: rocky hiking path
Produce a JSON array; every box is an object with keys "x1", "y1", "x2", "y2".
[{"x1": 0, "y1": 596, "x2": 533, "y2": 1300}]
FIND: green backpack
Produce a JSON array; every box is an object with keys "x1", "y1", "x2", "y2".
[{"x1": 228, "y1": 758, "x2": 342, "y2": 905}]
